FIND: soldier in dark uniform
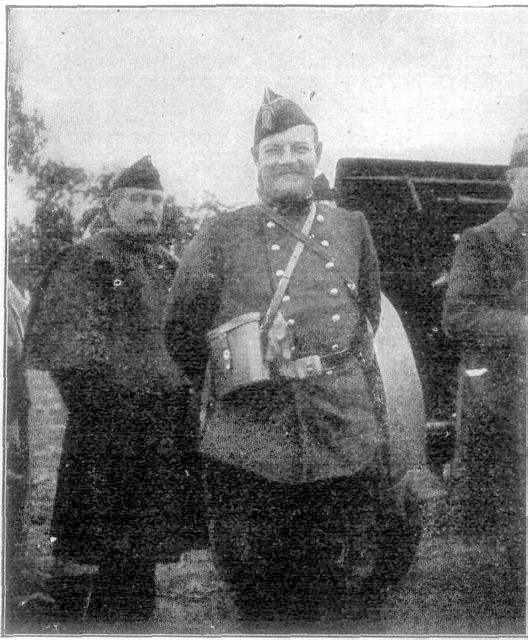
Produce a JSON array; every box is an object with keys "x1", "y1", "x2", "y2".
[
  {"x1": 164, "y1": 90, "x2": 419, "y2": 625},
  {"x1": 24, "y1": 157, "x2": 205, "y2": 624},
  {"x1": 443, "y1": 134, "x2": 527, "y2": 618}
]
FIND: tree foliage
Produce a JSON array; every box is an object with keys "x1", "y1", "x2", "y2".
[
  {"x1": 7, "y1": 85, "x2": 46, "y2": 176},
  {"x1": 27, "y1": 159, "x2": 88, "y2": 209},
  {"x1": 8, "y1": 221, "x2": 38, "y2": 293},
  {"x1": 81, "y1": 170, "x2": 117, "y2": 203}
]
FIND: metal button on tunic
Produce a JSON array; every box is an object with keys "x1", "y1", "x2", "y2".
[
  {"x1": 271, "y1": 244, "x2": 280, "y2": 251},
  {"x1": 283, "y1": 295, "x2": 290, "y2": 302},
  {"x1": 329, "y1": 287, "x2": 339, "y2": 296},
  {"x1": 321, "y1": 240, "x2": 329, "y2": 247},
  {"x1": 316, "y1": 214, "x2": 324, "y2": 223},
  {"x1": 325, "y1": 262, "x2": 335, "y2": 270},
  {"x1": 267, "y1": 221, "x2": 276, "y2": 229},
  {"x1": 276, "y1": 269, "x2": 285, "y2": 277},
  {"x1": 287, "y1": 318, "x2": 295, "y2": 326},
  {"x1": 331, "y1": 344, "x2": 340, "y2": 351},
  {"x1": 331, "y1": 314, "x2": 340, "y2": 323}
]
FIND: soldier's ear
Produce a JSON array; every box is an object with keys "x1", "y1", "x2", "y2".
[
  {"x1": 315, "y1": 141, "x2": 323, "y2": 165},
  {"x1": 505, "y1": 168, "x2": 517, "y2": 189},
  {"x1": 251, "y1": 145, "x2": 260, "y2": 166}
]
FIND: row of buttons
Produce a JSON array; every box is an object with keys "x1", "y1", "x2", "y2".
[
  {"x1": 284, "y1": 313, "x2": 341, "y2": 324},
  {"x1": 267, "y1": 211, "x2": 342, "y2": 359},
  {"x1": 266, "y1": 212, "x2": 326, "y2": 230},
  {"x1": 272, "y1": 239, "x2": 330, "y2": 251},
  {"x1": 275, "y1": 261, "x2": 334, "y2": 278},
  {"x1": 279, "y1": 288, "x2": 339, "y2": 303}
]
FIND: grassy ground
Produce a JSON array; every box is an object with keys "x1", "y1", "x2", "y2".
[{"x1": 5, "y1": 370, "x2": 525, "y2": 635}]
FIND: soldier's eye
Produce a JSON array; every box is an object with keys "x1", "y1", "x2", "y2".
[{"x1": 263, "y1": 146, "x2": 281, "y2": 156}]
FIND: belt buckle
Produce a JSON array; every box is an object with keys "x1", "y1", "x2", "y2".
[{"x1": 294, "y1": 355, "x2": 323, "y2": 379}]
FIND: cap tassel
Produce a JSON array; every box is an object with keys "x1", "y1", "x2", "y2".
[{"x1": 261, "y1": 105, "x2": 273, "y2": 131}]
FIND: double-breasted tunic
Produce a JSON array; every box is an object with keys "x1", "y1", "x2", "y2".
[
  {"x1": 442, "y1": 207, "x2": 526, "y2": 535},
  {"x1": 24, "y1": 228, "x2": 206, "y2": 563},
  {"x1": 164, "y1": 202, "x2": 384, "y2": 483}
]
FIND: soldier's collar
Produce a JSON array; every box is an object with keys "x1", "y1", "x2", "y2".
[
  {"x1": 102, "y1": 227, "x2": 162, "y2": 251},
  {"x1": 257, "y1": 189, "x2": 313, "y2": 217}
]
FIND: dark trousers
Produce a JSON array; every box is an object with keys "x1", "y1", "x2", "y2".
[
  {"x1": 204, "y1": 457, "x2": 402, "y2": 622},
  {"x1": 46, "y1": 554, "x2": 156, "y2": 625},
  {"x1": 87, "y1": 554, "x2": 156, "y2": 623}
]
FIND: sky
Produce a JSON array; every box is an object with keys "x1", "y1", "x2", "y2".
[{"x1": 7, "y1": 5, "x2": 528, "y2": 224}]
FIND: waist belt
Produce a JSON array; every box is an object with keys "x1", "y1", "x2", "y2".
[
  {"x1": 280, "y1": 348, "x2": 354, "y2": 380},
  {"x1": 320, "y1": 348, "x2": 354, "y2": 369}
]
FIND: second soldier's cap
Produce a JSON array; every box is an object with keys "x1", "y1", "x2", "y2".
[
  {"x1": 509, "y1": 133, "x2": 528, "y2": 169},
  {"x1": 111, "y1": 156, "x2": 163, "y2": 191},
  {"x1": 254, "y1": 88, "x2": 316, "y2": 147}
]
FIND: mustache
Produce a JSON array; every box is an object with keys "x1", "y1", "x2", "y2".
[{"x1": 274, "y1": 163, "x2": 309, "y2": 176}]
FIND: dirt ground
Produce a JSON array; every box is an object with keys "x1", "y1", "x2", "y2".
[{"x1": 4, "y1": 370, "x2": 525, "y2": 636}]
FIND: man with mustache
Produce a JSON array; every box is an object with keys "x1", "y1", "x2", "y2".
[
  {"x1": 24, "y1": 156, "x2": 205, "y2": 625},
  {"x1": 165, "y1": 90, "x2": 419, "y2": 624}
]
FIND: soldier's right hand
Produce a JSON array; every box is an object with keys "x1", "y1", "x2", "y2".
[{"x1": 264, "y1": 311, "x2": 293, "y2": 364}]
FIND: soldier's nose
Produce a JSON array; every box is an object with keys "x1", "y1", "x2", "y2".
[{"x1": 278, "y1": 147, "x2": 294, "y2": 164}]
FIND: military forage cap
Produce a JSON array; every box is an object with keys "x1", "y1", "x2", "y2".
[
  {"x1": 509, "y1": 133, "x2": 528, "y2": 169},
  {"x1": 111, "y1": 155, "x2": 163, "y2": 191},
  {"x1": 254, "y1": 87, "x2": 316, "y2": 147}
]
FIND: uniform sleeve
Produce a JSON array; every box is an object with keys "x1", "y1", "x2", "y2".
[
  {"x1": 164, "y1": 218, "x2": 223, "y2": 389},
  {"x1": 24, "y1": 246, "x2": 113, "y2": 372},
  {"x1": 357, "y1": 211, "x2": 381, "y2": 333},
  {"x1": 442, "y1": 228, "x2": 525, "y2": 346}
]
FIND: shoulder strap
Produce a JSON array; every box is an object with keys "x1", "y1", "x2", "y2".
[
  {"x1": 260, "y1": 202, "x2": 317, "y2": 334},
  {"x1": 265, "y1": 206, "x2": 359, "y2": 301}
]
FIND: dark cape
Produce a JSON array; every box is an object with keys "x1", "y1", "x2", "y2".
[{"x1": 24, "y1": 229, "x2": 207, "y2": 563}]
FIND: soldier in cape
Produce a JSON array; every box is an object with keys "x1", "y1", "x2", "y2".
[
  {"x1": 164, "y1": 89, "x2": 421, "y2": 624},
  {"x1": 24, "y1": 156, "x2": 206, "y2": 624},
  {"x1": 443, "y1": 133, "x2": 527, "y2": 618}
]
